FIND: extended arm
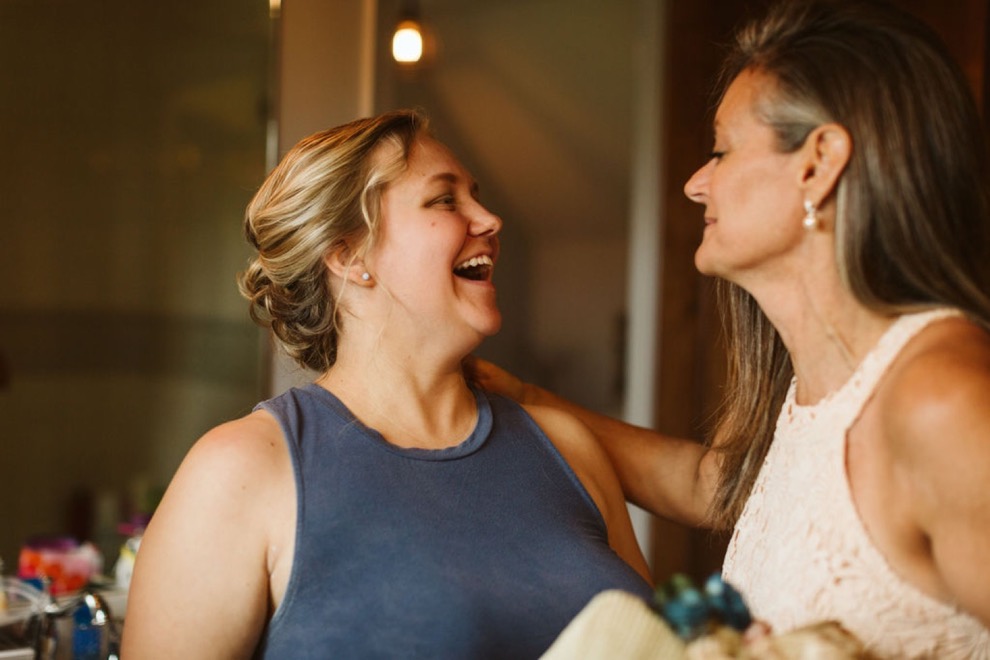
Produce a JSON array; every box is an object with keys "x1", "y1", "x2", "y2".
[{"x1": 468, "y1": 357, "x2": 719, "y2": 527}]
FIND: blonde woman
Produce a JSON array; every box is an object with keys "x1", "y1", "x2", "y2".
[{"x1": 122, "y1": 110, "x2": 651, "y2": 659}]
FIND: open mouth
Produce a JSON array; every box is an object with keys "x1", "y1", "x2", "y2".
[{"x1": 454, "y1": 254, "x2": 494, "y2": 281}]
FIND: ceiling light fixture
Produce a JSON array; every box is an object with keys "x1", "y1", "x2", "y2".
[{"x1": 392, "y1": 1, "x2": 423, "y2": 64}]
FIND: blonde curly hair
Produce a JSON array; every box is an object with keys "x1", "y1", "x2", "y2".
[{"x1": 238, "y1": 110, "x2": 429, "y2": 372}]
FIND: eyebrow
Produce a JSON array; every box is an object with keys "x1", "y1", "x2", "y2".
[{"x1": 428, "y1": 171, "x2": 480, "y2": 196}]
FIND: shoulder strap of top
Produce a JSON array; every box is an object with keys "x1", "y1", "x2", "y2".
[{"x1": 843, "y1": 307, "x2": 961, "y2": 422}]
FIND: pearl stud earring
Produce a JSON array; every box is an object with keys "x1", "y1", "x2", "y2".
[
  {"x1": 361, "y1": 272, "x2": 371, "y2": 281},
  {"x1": 803, "y1": 199, "x2": 818, "y2": 230}
]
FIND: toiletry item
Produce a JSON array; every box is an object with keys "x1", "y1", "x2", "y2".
[
  {"x1": 72, "y1": 598, "x2": 102, "y2": 660},
  {"x1": 113, "y1": 534, "x2": 142, "y2": 591},
  {"x1": 17, "y1": 537, "x2": 102, "y2": 596}
]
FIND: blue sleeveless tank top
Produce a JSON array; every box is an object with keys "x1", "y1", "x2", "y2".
[{"x1": 253, "y1": 383, "x2": 652, "y2": 659}]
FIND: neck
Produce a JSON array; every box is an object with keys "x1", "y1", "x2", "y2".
[
  {"x1": 775, "y1": 302, "x2": 894, "y2": 405},
  {"x1": 316, "y1": 331, "x2": 479, "y2": 449},
  {"x1": 743, "y1": 247, "x2": 895, "y2": 405}
]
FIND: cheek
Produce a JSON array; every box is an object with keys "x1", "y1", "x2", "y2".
[{"x1": 713, "y1": 162, "x2": 794, "y2": 222}]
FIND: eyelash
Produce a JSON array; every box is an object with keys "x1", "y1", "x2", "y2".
[
  {"x1": 710, "y1": 151, "x2": 725, "y2": 161},
  {"x1": 430, "y1": 194, "x2": 456, "y2": 207}
]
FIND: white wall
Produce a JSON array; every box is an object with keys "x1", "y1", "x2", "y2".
[{"x1": 268, "y1": 0, "x2": 378, "y2": 394}]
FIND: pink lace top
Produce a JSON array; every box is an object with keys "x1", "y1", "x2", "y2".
[{"x1": 722, "y1": 309, "x2": 990, "y2": 659}]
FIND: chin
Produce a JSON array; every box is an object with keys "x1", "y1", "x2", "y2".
[
  {"x1": 695, "y1": 241, "x2": 735, "y2": 278},
  {"x1": 479, "y1": 315, "x2": 502, "y2": 338},
  {"x1": 694, "y1": 249, "x2": 715, "y2": 276}
]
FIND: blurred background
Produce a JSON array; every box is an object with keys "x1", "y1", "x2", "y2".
[{"x1": 1, "y1": 0, "x2": 987, "y2": 583}]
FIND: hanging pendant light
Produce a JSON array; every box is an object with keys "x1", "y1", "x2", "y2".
[{"x1": 392, "y1": 0, "x2": 423, "y2": 64}]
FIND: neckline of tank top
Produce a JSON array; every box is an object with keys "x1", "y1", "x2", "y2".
[{"x1": 297, "y1": 382, "x2": 494, "y2": 461}]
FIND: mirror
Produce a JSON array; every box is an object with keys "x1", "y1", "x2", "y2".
[{"x1": 0, "y1": 0, "x2": 273, "y2": 567}]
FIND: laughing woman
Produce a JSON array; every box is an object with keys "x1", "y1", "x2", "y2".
[{"x1": 120, "y1": 110, "x2": 652, "y2": 659}]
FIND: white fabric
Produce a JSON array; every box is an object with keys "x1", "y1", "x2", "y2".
[
  {"x1": 722, "y1": 308, "x2": 990, "y2": 659},
  {"x1": 540, "y1": 590, "x2": 688, "y2": 659},
  {"x1": 540, "y1": 591, "x2": 867, "y2": 658}
]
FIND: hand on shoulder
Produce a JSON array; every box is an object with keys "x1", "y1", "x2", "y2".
[{"x1": 465, "y1": 355, "x2": 542, "y2": 405}]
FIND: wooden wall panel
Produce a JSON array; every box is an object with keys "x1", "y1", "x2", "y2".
[{"x1": 652, "y1": 0, "x2": 763, "y2": 581}]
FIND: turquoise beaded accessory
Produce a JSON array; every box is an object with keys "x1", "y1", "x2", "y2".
[{"x1": 651, "y1": 573, "x2": 752, "y2": 641}]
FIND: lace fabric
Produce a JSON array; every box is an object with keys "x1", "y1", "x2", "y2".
[{"x1": 722, "y1": 309, "x2": 990, "y2": 659}]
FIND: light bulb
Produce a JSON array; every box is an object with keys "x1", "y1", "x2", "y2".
[{"x1": 392, "y1": 20, "x2": 423, "y2": 63}]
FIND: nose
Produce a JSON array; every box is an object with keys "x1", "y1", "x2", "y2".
[
  {"x1": 469, "y1": 200, "x2": 503, "y2": 237},
  {"x1": 683, "y1": 159, "x2": 712, "y2": 205}
]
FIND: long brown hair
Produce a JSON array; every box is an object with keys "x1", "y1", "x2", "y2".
[{"x1": 706, "y1": 0, "x2": 990, "y2": 529}]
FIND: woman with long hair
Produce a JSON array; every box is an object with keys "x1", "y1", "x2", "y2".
[{"x1": 472, "y1": 1, "x2": 990, "y2": 656}]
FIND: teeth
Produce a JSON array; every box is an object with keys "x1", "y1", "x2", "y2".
[{"x1": 454, "y1": 255, "x2": 493, "y2": 271}]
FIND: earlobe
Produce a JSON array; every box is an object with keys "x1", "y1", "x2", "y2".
[{"x1": 324, "y1": 245, "x2": 372, "y2": 285}]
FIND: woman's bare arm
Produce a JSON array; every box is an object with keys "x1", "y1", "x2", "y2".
[{"x1": 121, "y1": 411, "x2": 294, "y2": 659}]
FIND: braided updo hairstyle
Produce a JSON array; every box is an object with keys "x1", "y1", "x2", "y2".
[{"x1": 238, "y1": 110, "x2": 428, "y2": 372}]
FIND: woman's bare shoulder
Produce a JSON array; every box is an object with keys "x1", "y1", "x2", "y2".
[
  {"x1": 882, "y1": 316, "x2": 990, "y2": 447},
  {"x1": 520, "y1": 403, "x2": 614, "y2": 474},
  {"x1": 123, "y1": 410, "x2": 293, "y2": 658},
  {"x1": 521, "y1": 402, "x2": 652, "y2": 581},
  {"x1": 163, "y1": 409, "x2": 291, "y2": 525},
  {"x1": 522, "y1": 403, "x2": 594, "y2": 440},
  {"x1": 193, "y1": 409, "x2": 286, "y2": 466},
  {"x1": 877, "y1": 316, "x2": 990, "y2": 513},
  {"x1": 876, "y1": 316, "x2": 990, "y2": 623},
  {"x1": 521, "y1": 403, "x2": 614, "y2": 507}
]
